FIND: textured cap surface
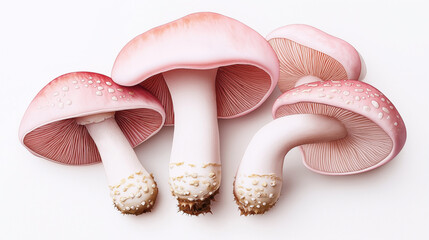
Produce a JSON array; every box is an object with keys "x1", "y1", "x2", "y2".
[
  {"x1": 267, "y1": 24, "x2": 361, "y2": 92},
  {"x1": 273, "y1": 80, "x2": 406, "y2": 174},
  {"x1": 112, "y1": 12, "x2": 279, "y2": 125},
  {"x1": 19, "y1": 72, "x2": 165, "y2": 165}
]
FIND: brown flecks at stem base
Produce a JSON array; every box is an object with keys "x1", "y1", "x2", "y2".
[
  {"x1": 174, "y1": 189, "x2": 220, "y2": 216},
  {"x1": 203, "y1": 163, "x2": 221, "y2": 168},
  {"x1": 232, "y1": 180, "x2": 278, "y2": 216},
  {"x1": 112, "y1": 190, "x2": 157, "y2": 216}
]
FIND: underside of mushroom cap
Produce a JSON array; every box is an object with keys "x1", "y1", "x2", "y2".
[
  {"x1": 267, "y1": 24, "x2": 361, "y2": 92},
  {"x1": 112, "y1": 12, "x2": 279, "y2": 125},
  {"x1": 19, "y1": 72, "x2": 165, "y2": 165},
  {"x1": 273, "y1": 80, "x2": 406, "y2": 175}
]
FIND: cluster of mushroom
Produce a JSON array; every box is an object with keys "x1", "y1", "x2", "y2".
[{"x1": 19, "y1": 12, "x2": 406, "y2": 216}]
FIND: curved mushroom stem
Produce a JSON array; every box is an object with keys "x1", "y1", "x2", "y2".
[
  {"x1": 77, "y1": 113, "x2": 157, "y2": 215},
  {"x1": 234, "y1": 114, "x2": 347, "y2": 215},
  {"x1": 163, "y1": 68, "x2": 221, "y2": 215}
]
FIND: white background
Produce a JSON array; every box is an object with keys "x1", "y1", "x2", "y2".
[{"x1": 1, "y1": 0, "x2": 428, "y2": 239}]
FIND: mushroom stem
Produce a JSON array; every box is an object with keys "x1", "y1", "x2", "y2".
[
  {"x1": 295, "y1": 75, "x2": 322, "y2": 86},
  {"x1": 234, "y1": 114, "x2": 347, "y2": 215},
  {"x1": 163, "y1": 68, "x2": 221, "y2": 215},
  {"x1": 77, "y1": 113, "x2": 158, "y2": 215}
]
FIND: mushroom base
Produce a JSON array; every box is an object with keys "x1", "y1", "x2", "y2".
[
  {"x1": 175, "y1": 188, "x2": 219, "y2": 215},
  {"x1": 169, "y1": 162, "x2": 221, "y2": 215},
  {"x1": 109, "y1": 171, "x2": 158, "y2": 215},
  {"x1": 233, "y1": 174, "x2": 282, "y2": 215}
]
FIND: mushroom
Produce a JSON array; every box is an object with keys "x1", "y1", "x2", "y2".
[
  {"x1": 234, "y1": 80, "x2": 406, "y2": 215},
  {"x1": 112, "y1": 12, "x2": 279, "y2": 215},
  {"x1": 266, "y1": 24, "x2": 361, "y2": 91},
  {"x1": 19, "y1": 72, "x2": 165, "y2": 215}
]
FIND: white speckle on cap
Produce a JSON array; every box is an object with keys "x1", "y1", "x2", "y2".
[
  {"x1": 390, "y1": 106, "x2": 394, "y2": 109},
  {"x1": 356, "y1": 84, "x2": 361, "y2": 87},
  {"x1": 323, "y1": 84, "x2": 331, "y2": 87},
  {"x1": 366, "y1": 88, "x2": 371, "y2": 92},
  {"x1": 97, "y1": 86, "x2": 103, "y2": 90},
  {"x1": 96, "y1": 80, "x2": 101, "y2": 84},
  {"x1": 355, "y1": 96, "x2": 360, "y2": 101},
  {"x1": 66, "y1": 100, "x2": 72, "y2": 105},
  {"x1": 84, "y1": 84, "x2": 88, "y2": 88},
  {"x1": 394, "y1": 122, "x2": 398, "y2": 126},
  {"x1": 370, "y1": 94, "x2": 374, "y2": 98},
  {"x1": 62, "y1": 86, "x2": 69, "y2": 92},
  {"x1": 371, "y1": 100, "x2": 379, "y2": 108},
  {"x1": 88, "y1": 76, "x2": 93, "y2": 80},
  {"x1": 382, "y1": 107, "x2": 389, "y2": 113},
  {"x1": 108, "y1": 88, "x2": 114, "y2": 93},
  {"x1": 53, "y1": 92, "x2": 59, "y2": 96},
  {"x1": 58, "y1": 102, "x2": 64, "y2": 109},
  {"x1": 106, "y1": 82, "x2": 112, "y2": 86},
  {"x1": 74, "y1": 86, "x2": 79, "y2": 89},
  {"x1": 327, "y1": 95, "x2": 334, "y2": 99},
  {"x1": 381, "y1": 98, "x2": 385, "y2": 102},
  {"x1": 81, "y1": 79, "x2": 85, "y2": 82},
  {"x1": 318, "y1": 93, "x2": 326, "y2": 98},
  {"x1": 346, "y1": 100, "x2": 352, "y2": 104},
  {"x1": 330, "y1": 89, "x2": 338, "y2": 93},
  {"x1": 72, "y1": 80, "x2": 77, "y2": 84},
  {"x1": 96, "y1": 91, "x2": 102, "y2": 96},
  {"x1": 354, "y1": 89, "x2": 364, "y2": 93},
  {"x1": 374, "y1": 93, "x2": 380, "y2": 97},
  {"x1": 317, "y1": 88, "x2": 324, "y2": 92},
  {"x1": 88, "y1": 80, "x2": 93, "y2": 84},
  {"x1": 378, "y1": 112, "x2": 383, "y2": 119},
  {"x1": 387, "y1": 116, "x2": 391, "y2": 120},
  {"x1": 117, "y1": 88, "x2": 123, "y2": 92},
  {"x1": 307, "y1": 83, "x2": 318, "y2": 87},
  {"x1": 363, "y1": 106, "x2": 370, "y2": 111},
  {"x1": 334, "y1": 84, "x2": 342, "y2": 87},
  {"x1": 302, "y1": 89, "x2": 312, "y2": 93},
  {"x1": 343, "y1": 91, "x2": 350, "y2": 96}
]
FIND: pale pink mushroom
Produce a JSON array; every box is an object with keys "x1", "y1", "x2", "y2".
[
  {"x1": 19, "y1": 72, "x2": 165, "y2": 215},
  {"x1": 267, "y1": 24, "x2": 361, "y2": 92},
  {"x1": 234, "y1": 80, "x2": 406, "y2": 215},
  {"x1": 112, "y1": 12, "x2": 279, "y2": 215}
]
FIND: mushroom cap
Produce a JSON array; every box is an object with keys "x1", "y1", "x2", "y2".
[
  {"x1": 267, "y1": 24, "x2": 361, "y2": 92},
  {"x1": 19, "y1": 72, "x2": 165, "y2": 165},
  {"x1": 273, "y1": 80, "x2": 406, "y2": 175},
  {"x1": 112, "y1": 12, "x2": 279, "y2": 125}
]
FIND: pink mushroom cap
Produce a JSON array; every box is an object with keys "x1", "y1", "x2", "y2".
[
  {"x1": 112, "y1": 12, "x2": 279, "y2": 125},
  {"x1": 19, "y1": 72, "x2": 165, "y2": 165},
  {"x1": 273, "y1": 80, "x2": 406, "y2": 175},
  {"x1": 267, "y1": 24, "x2": 361, "y2": 92}
]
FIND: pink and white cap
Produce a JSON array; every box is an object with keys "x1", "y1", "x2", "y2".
[
  {"x1": 19, "y1": 72, "x2": 165, "y2": 165},
  {"x1": 267, "y1": 24, "x2": 361, "y2": 92},
  {"x1": 112, "y1": 12, "x2": 279, "y2": 125},
  {"x1": 273, "y1": 80, "x2": 406, "y2": 174}
]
